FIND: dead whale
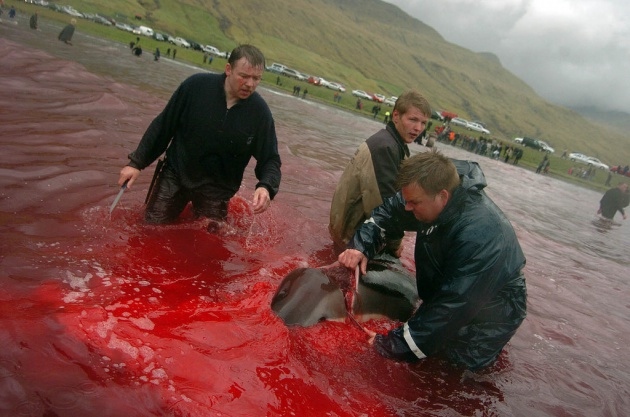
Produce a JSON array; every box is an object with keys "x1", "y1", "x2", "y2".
[{"x1": 271, "y1": 259, "x2": 419, "y2": 327}]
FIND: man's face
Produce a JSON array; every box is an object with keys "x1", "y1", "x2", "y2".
[
  {"x1": 225, "y1": 58, "x2": 263, "y2": 100},
  {"x1": 401, "y1": 182, "x2": 448, "y2": 223},
  {"x1": 392, "y1": 107, "x2": 429, "y2": 143}
]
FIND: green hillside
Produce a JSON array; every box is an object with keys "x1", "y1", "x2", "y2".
[{"x1": 20, "y1": 0, "x2": 630, "y2": 166}]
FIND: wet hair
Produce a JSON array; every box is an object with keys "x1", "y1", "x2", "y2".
[
  {"x1": 393, "y1": 90, "x2": 431, "y2": 118},
  {"x1": 228, "y1": 44, "x2": 265, "y2": 69},
  {"x1": 397, "y1": 150, "x2": 460, "y2": 195}
]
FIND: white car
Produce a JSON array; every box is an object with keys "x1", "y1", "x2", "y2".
[
  {"x1": 513, "y1": 137, "x2": 524, "y2": 144},
  {"x1": 61, "y1": 5, "x2": 83, "y2": 18},
  {"x1": 318, "y1": 78, "x2": 333, "y2": 88},
  {"x1": 569, "y1": 152, "x2": 588, "y2": 162},
  {"x1": 326, "y1": 82, "x2": 346, "y2": 92},
  {"x1": 115, "y1": 22, "x2": 135, "y2": 32},
  {"x1": 466, "y1": 122, "x2": 490, "y2": 134},
  {"x1": 585, "y1": 157, "x2": 609, "y2": 170},
  {"x1": 384, "y1": 96, "x2": 397, "y2": 106},
  {"x1": 450, "y1": 117, "x2": 468, "y2": 127},
  {"x1": 569, "y1": 153, "x2": 609, "y2": 170},
  {"x1": 352, "y1": 90, "x2": 373, "y2": 100},
  {"x1": 171, "y1": 37, "x2": 191, "y2": 48},
  {"x1": 282, "y1": 68, "x2": 307, "y2": 80},
  {"x1": 203, "y1": 45, "x2": 226, "y2": 57},
  {"x1": 537, "y1": 140, "x2": 555, "y2": 154}
]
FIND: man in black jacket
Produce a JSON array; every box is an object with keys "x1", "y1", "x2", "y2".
[
  {"x1": 117, "y1": 44, "x2": 281, "y2": 228},
  {"x1": 598, "y1": 182, "x2": 629, "y2": 221},
  {"x1": 338, "y1": 151, "x2": 527, "y2": 370}
]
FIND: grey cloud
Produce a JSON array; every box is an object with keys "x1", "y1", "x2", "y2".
[{"x1": 384, "y1": 0, "x2": 630, "y2": 113}]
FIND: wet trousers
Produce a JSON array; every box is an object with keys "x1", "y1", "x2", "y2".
[{"x1": 145, "y1": 163, "x2": 230, "y2": 224}]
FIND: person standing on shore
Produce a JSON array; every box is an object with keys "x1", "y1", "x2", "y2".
[
  {"x1": 58, "y1": 19, "x2": 76, "y2": 45},
  {"x1": 29, "y1": 12, "x2": 38, "y2": 30}
]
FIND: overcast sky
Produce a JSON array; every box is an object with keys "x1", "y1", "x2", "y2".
[{"x1": 384, "y1": 0, "x2": 630, "y2": 114}]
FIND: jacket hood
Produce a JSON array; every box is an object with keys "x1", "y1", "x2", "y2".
[
  {"x1": 452, "y1": 159, "x2": 487, "y2": 192},
  {"x1": 434, "y1": 160, "x2": 487, "y2": 225}
]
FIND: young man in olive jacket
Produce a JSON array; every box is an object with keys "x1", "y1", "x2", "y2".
[
  {"x1": 118, "y1": 44, "x2": 281, "y2": 227},
  {"x1": 329, "y1": 90, "x2": 431, "y2": 254},
  {"x1": 338, "y1": 151, "x2": 527, "y2": 370}
]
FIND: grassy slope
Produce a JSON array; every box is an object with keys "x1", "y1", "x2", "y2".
[{"x1": 16, "y1": 0, "x2": 630, "y2": 181}]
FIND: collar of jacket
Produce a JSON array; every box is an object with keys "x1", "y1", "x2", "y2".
[{"x1": 385, "y1": 121, "x2": 410, "y2": 158}]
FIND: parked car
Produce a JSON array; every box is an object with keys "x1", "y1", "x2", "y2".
[
  {"x1": 466, "y1": 122, "x2": 490, "y2": 134},
  {"x1": 372, "y1": 93, "x2": 385, "y2": 103},
  {"x1": 318, "y1": 78, "x2": 334, "y2": 88},
  {"x1": 326, "y1": 82, "x2": 346, "y2": 92},
  {"x1": 307, "y1": 76, "x2": 322, "y2": 85},
  {"x1": 585, "y1": 157, "x2": 609, "y2": 170},
  {"x1": 136, "y1": 26, "x2": 154, "y2": 37},
  {"x1": 384, "y1": 96, "x2": 397, "y2": 106},
  {"x1": 282, "y1": 68, "x2": 307, "y2": 80},
  {"x1": 537, "y1": 140, "x2": 555, "y2": 154},
  {"x1": 115, "y1": 22, "x2": 135, "y2": 32},
  {"x1": 93, "y1": 15, "x2": 112, "y2": 26},
  {"x1": 266, "y1": 63, "x2": 287, "y2": 74},
  {"x1": 60, "y1": 5, "x2": 83, "y2": 18},
  {"x1": 568, "y1": 153, "x2": 607, "y2": 169},
  {"x1": 450, "y1": 117, "x2": 468, "y2": 127},
  {"x1": 352, "y1": 90, "x2": 373, "y2": 100},
  {"x1": 568, "y1": 152, "x2": 589, "y2": 162},
  {"x1": 203, "y1": 45, "x2": 227, "y2": 57},
  {"x1": 171, "y1": 37, "x2": 191, "y2": 48},
  {"x1": 518, "y1": 137, "x2": 549, "y2": 152}
]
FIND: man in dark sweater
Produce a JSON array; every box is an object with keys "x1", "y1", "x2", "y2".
[{"x1": 117, "y1": 44, "x2": 281, "y2": 229}]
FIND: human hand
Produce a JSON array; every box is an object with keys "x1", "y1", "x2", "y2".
[
  {"x1": 252, "y1": 187, "x2": 271, "y2": 214},
  {"x1": 118, "y1": 166, "x2": 140, "y2": 189},
  {"x1": 338, "y1": 249, "x2": 368, "y2": 275}
]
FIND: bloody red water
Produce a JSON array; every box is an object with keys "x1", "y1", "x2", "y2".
[{"x1": 1, "y1": 15, "x2": 629, "y2": 417}]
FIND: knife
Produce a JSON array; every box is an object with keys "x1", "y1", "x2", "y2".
[{"x1": 109, "y1": 180, "x2": 129, "y2": 214}]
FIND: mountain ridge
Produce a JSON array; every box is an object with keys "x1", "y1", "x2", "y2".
[{"x1": 67, "y1": 0, "x2": 629, "y2": 164}]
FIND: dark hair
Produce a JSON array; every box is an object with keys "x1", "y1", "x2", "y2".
[
  {"x1": 397, "y1": 150, "x2": 460, "y2": 195},
  {"x1": 393, "y1": 90, "x2": 431, "y2": 118},
  {"x1": 228, "y1": 44, "x2": 265, "y2": 69}
]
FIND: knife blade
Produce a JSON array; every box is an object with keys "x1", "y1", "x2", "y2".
[{"x1": 109, "y1": 180, "x2": 128, "y2": 214}]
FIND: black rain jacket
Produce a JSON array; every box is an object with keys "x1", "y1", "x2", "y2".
[{"x1": 349, "y1": 160, "x2": 527, "y2": 370}]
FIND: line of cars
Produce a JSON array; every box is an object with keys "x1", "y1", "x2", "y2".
[
  {"x1": 267, "y1": 62, "x2": 396, "y2": 100},
  {"x1": 351, "y1": 90, "x2": 397, "y2": 105},
  {"x1": 37, "y1": 1, "x2": 230, "y2": 57},
  {"x1": 267, "y1": 63, "x2": 347, "y2": 92}
]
